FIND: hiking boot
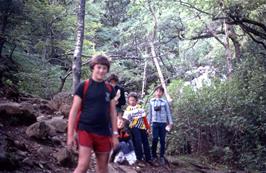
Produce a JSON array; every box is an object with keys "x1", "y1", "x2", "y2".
[
  {"x1": 135, "y1": 160, "x2": 145, "y2": 167},
  {"x1": 159, "y1": 157, "x2": 165, "y2": 166},
  {"x1": 147, "y1": 160, "x2": 159, "y2": 167}
]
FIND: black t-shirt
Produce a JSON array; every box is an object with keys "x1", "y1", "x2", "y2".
[{"x1": 75, "y1": 79, "x2": 115, "y2": 136}]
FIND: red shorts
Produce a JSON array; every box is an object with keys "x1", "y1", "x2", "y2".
[{"x1": 78, "y1": 130, "x2": 112, "y2": 153}]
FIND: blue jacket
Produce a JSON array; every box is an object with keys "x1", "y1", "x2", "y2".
[{"x1": 148, "y1": 98, "x2": 173, "y2": 125}]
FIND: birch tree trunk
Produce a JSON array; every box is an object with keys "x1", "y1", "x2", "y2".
[
  {"x1": 141, "y1": 52, "x2": 148, "y2": 98},
  {"x1": 72, "y1": 0, "x2": 86, "y2": 94},
  {"x1": 149, "y1": 42, "x2": 172, "y2": 102},
  {"x1": 148, "y1": 1, "x2": 172, "y2": 102}
]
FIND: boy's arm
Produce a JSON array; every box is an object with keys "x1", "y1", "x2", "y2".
[
  {"x1": 110, "y1": 99, "x2": 118, "y2": 133},
  {"x1": 148, "y1": 101, "x2": 153, "y2": 125},
  {"x1": 143, "y1": 116, "x2": 151, "y2": 130},
  {"x1": 165, "y1": 101, "x2": 173, "y2": 125},
  {"x1": 67, "y1": 96, "x2": 82, "y2": 149},
  {"x1": 110, "y1": 98, "x2": 119, "y2": 148}
]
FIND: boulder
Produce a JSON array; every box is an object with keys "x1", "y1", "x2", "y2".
[
  {"x1": 26, "y1": 122, "x2": 56, "y2": 139},
  {"x1": 20, "y1": 102, "x2": 35, "y2": 114},
  {"x1": 50, "y1": 92, "x2": 72, "y2": 117},
  {"x1": 54, "y1": 148, "x2": 75, "y2": 167},
  {"x1": 45, "y1": 116, "x2": 67, "y2": 133},
  {"x1": 37, "y1": 146, "x2": 51, "y2": 156},
  {"x1": 59, "y1": 104, "x2": 71, "y2": 117},
  {"x1": 0, "y1": 135, "x2": 20, "y2": 171},
  {"x1": 0, "y1": 102, "x2": 36, "y2": 126},
  {"x1": 39, "y1": 103, "x2": 56, "y2": 114}
]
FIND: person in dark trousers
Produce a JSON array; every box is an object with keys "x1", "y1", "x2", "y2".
[
  {"x1": 110, "y1": 116, "x2": 136, "y2": 165},
  {"x1": 67, "y1": 55, "x2": 119, "y2": 173},
  {"x1": 148, "y1": 86, "x2": 173, "y2": 165},
  {"x1": 107, "y1": 74, "x2": 126, "y2": 118},
  {"x1": 123, "y1": 92, "x2": 152, "y2": 166}
]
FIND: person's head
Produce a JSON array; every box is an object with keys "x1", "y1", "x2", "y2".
[
  {"x1": 89, "y1": 55, "x2": 110, "y2": 81},
  {"x1": 117, "y1": 116, "x2": 125, "y2": 129},
  {"x1": 155, "y1": 86, "x2": 164, "y2": 98},
  {"x1": 128, "y1": 92, "x2": 138, "y2": 106},
  {"x1": 108, "y1": 74, "x2": 119, "y2": 87}
]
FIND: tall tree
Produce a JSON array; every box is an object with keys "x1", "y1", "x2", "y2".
[
  {"x1": 148, "y1": 0, "x2": 172, "y2": 102},
  {"x1": 72, "y1": 0, "x2": 86, "y2": 93}
]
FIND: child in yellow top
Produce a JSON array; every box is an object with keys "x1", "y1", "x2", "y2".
[{"x1": 123, "y1": 92, "x2": 152, "y2": 164}]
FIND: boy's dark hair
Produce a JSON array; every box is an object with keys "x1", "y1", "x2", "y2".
[
  {"x1": 108, "y1": 74, "x2": 119, "y2": 82},
  {"x1": 128, "y1": 92, "x2": 138, "y2": 101},
  {"x1": 89, "y1": 55, "x2": 110, "y2": 72},
  {"x1": 155, "y1": 86, "x2": 164, "y2": 93}
]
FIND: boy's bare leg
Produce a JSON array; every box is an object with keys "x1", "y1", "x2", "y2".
[
  {"x1": 95, "y1": 152, "x2": 110, "y2": 173},
  {"x1": 74, "y1": 146, "x2": 92, "y2": 173}
]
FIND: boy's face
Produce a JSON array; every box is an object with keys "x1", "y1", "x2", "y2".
[
  {"x1": 109, "y1": 80, "x2": 117, "y2": 87},
  {"x1": 128, "y1": 96, "x2": 137, "y2": 106},
  {"x1": 117, "y1": 118, "x2": 124, "y2": 129},
  {"x1": 92, "y1": 64, "x2": 108, "y2": 81},
  {"x1": 155, "y1": 89, "x2": 164, "y2": 98}
]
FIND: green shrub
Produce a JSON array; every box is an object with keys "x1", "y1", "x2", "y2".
[{"x1": 168, "y1": 57, "x2": 266, "y2": 171}]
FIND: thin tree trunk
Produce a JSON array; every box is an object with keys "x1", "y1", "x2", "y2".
[
  {"x1": 221, "y1": 0, "x2": 233, "y2": 77},
  {"x1": 0, "y1": 13, "x2": 8, "y2": 56},
  {"x1": 9, "y1": 44, "x2": 16, "y2": 61},
  {"x1": 229, "y1": 27, "x2": 241, "y2": 63},
  {"x1": 72, "y1": 0, "x2": 86, "y2": 94},
  {"x1": 141, "y1": 53, "x2": 147, "y2": 98},
  {"x1": 150, "y1": 42, "x2": 172, "y2": 102},
  {"x1": 148, "y1": 1, "x2": 172, "y2": 102},
  {"x1": 57, "y1": 70, "x2": 72, "y2": 94},
  {"x1": 224, "y1": 21, "x2": 233, "y2": 76}
]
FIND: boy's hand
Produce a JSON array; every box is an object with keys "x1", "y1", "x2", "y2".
[
  {"x1": 166, "y1": 124, "x2": 173, "y2": 132},
  {"x1": 67, "y1": 135, "x2": 76, "y2": 151},
  {"x1": 112, "y1": 136, "x2": 119, "y2": 149},
  {"x1": 147, "y1": 128, "x2": 151, "y2": 135}
]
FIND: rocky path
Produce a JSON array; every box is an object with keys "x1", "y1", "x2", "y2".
[{"x1": 0, "y1": 95, "x2": 246, "y2": 173}]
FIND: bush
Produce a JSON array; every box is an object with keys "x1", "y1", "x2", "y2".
[{"x1": 168, "y1": 57, "x2": 266, "y2": 171}]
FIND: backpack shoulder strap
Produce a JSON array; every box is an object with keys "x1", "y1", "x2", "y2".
[
  {"x1": 83, "y1": 79, "x2": 90, "y2": 99},
  {"x1": 105, "y1": 82, "x2": 113, "y2": 93},
  {"x1": 75, "y1": 79, "x2": 90, "y2": 131}
]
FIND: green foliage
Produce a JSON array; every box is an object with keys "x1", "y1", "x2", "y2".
[
  {"x1": 13, "y1": 51, "x2": 71, "y2": 98},
  {"x1": 168, "y1": 56, "x2": 266, "y2": 170}
]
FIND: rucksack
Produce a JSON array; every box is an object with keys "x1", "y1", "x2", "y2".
[{"x1": 74, "y1": 79, "x2": 113, "y2": 145}]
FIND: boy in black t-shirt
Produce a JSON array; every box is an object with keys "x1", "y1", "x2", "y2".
[{"x1": 67, "y1": 55, "x2": 119, "y2": 173}]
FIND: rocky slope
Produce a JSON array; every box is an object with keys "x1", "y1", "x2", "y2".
[{"x1": 0, "y1": 93, "x2": 246, "y2": 173}]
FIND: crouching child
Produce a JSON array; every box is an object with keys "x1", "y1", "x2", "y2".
[{"x1": 110, "y1": 117, "x2": 137, "y2": 165}]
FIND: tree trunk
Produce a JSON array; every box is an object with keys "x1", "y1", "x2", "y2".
[
  {"x1": 224, "y1": 21, "x2": 233, "y2": 77},
  {"x1": 150, "y1": 42, "x2": 172, "y2": 102},
  {"x1": 0, "y1": 13, "x2": 8, "y2": 56},
  {"x1": 141, "y1": 53, "x2": 148, "y2": 98},
  {"x1": 229, "y1": 27, "x2": 241, "y2": 63},
  {"x1": 221, "y1": 0, "x2": 233, "y2": 77},
  {"x1": 72, "y1": 0, "x2": 86, "y2": 94},
  {"x1": 148, "y1": 1, "x2": 172, "y2": 102}
]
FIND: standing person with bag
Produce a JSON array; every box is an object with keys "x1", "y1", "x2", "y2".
[
  {"x1": 148, "y1": 86, "x2": 173, "y2": 166},
  {"x1": 67, "y1": 55, "x2": 119, "y2": 173},
  {"x1": 107, "y1": 74, "x2": 126, "y2": 118}
]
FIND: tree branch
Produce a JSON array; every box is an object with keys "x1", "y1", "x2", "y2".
[{"x1": 178, "y1": 0, "x2": 212, "y2": 16}]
